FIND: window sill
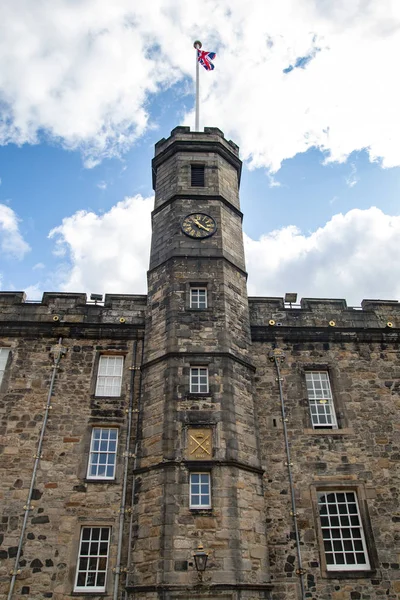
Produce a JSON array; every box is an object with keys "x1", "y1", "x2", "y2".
[
  {"x1": 92, "y1": 395, "x2": 123, "y2": 400},
  {"x1": 303, "y1": 428, "x2": 354, "y2": 436},
  {"x1": 71, "y1": 590, "x2": 109, "y2": 596},
  {"x1": 84, "y1": 478, "x2": 118, "y2": 485},
  {"x1": 323, "y1": 569, "x2": 376, "y2": 579},
  {"x1": 186, "y1": 394, "x2": 213, "y2": 401}
]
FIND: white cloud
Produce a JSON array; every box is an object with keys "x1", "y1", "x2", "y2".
[
  {"x1": 48, "y1": 194, "x2": 152, "y2": 293},
  {"x1": 48, "y1": 200, "x2": 400, "y2": 305},
  {"x1": 24, "y1": 283, "x2": 44, "y2": 301},
  {"x1": 97, "y1": 181, "x2": 108, "y2": 190},
  {"x1": 245, "y1": 206, "x2": 400, "y2": 305},
  {"x1": 32, "y1": 262, "x2": 45, "y2": 270},
  {"x1": 0, "y1": 1, "x2": 399, "y2": 171},
  {"x1": 0, "y1": 203, "x2": 30, "y2": 259},
  {"x1": 346, "y1": 163, "x2": 358, "y2": 188}
]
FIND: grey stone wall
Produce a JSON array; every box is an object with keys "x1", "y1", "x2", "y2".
[
  {"x1": 250, "y1": 297, "x2": 400, "y2": 600},
  {"x1": 0, "y1": 293, "x2": 144, "y2": 599}
]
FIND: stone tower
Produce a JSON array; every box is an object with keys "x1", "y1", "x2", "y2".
[{"x1": 128, "y1": 126, "x2": 271, "y2": 598}]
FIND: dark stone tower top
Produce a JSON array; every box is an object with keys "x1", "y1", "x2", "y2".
[{"x1": 151, "y1": 126, "x2": 242, "y2": 211}]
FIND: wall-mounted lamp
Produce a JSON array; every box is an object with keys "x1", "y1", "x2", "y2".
[
  {"x1": 90, "y1": 293, "x2": 103, "y2": 304},
  {"x1": 193, "y1": 543, "x2": 208, "y2": 580},
  {"x1": 284, "y1": 292, "x2": 297, "y2": 308}
]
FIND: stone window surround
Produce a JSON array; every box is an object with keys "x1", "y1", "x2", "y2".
[
  {"x1": 190, "y1": 365, "x2": 209, "y2": 395},
  {"x1": 310, "y1": 481, "x2": 378, "y2": 579},
  {"x1": 90, "y1": 350, "x2": 128, "y2": 398},
  {"x1": 0, "y1": 346, "x2": 11, "y2": 392},
  {"x1": 95, "y1": 355, "x2": 124, "y2": 397},
  {"x1": 189, "y1": 285, "x2": 208, "y2": 310},
  {"x1": 79, "y1": 423, "x2": 123, "y2": 484},
  {"x1": 301, "y1": 363, "x2": 348, "y2": 431},
  {"x1": 190, "y1": 162, "x2": 205, "y2": 187},
  {"x1": 189, "y1": 471, "x2": 212, "y2": 509},
  {"x1": 68, "y1": 520, "x2": 114, "y2": 596},
  {"x1": 186, "y1": 281, "x2": 212, "y2": 312},
  {"x1": 306, "y1": 371, "x2": 338, "y2": 429},
  {"x1": 86, "y1": 427, "x2": 119, "y2": 481}
]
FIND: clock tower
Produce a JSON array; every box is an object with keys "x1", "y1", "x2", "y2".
[{"x1": 128, "y1": 126, "x2": 270, "y2": 598}]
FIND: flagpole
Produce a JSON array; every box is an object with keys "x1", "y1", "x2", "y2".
[{"x1": 194, "y1": 40, "x2": 202, "y2": 131}]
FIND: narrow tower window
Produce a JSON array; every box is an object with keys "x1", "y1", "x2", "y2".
[
  {"x1": 190, "y1": 366, "x2": 209, "y2": 394},
  {"x1": 190, "y1": 472, "x2": 211, "y2": 509},
  {"x1": 190, "y1": 287, "x2": 207, "y2": 309},
  {"x1": 306, "y1": 371, "x2": 338, "y2": 429},
  {"x1": 191, "y1": 164, "x2": 205, "y2": 187}
]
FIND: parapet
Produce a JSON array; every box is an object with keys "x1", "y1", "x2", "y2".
[
  {"x1": 249, "y1": 296, "x2": 400, "y2": 329},
  {"x1": 0, "y1": 291, "x2": 147, "y2": 327},
  {"x1": 154, "y1": 126, "x2": 239, "y2": 157}
]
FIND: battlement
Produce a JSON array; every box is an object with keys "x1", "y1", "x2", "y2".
[
  {"x1": 249, "y1": 296, "x2": 400, "y2": 329},
  {"x1": 0, "y1": 291, "x2": 147, "y2": 326},
  {"x1": 154, "y1": 126, "x2": 240, "y2": 156},
  {"x1": 1, "y1": 291, "x2": 398, "y2": 330}
]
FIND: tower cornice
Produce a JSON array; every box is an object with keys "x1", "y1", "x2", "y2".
[
  {"x1": 152, "y1": 138, "x2": 242, "y2": 189},
  {"x1": 151, "y1": 193, "x2": 244, "y2": 220}
]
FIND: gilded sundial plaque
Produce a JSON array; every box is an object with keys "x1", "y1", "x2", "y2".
[{"x1": 187, "y1": 428, "x2": 212, "y2": 459}]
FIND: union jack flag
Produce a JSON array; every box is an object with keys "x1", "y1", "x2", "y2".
[{"x1": 197, "y1": 49, "x2": 216, "y2": 71}]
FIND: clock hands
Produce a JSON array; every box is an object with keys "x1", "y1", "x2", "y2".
[
  {"x1": 181, "y1": 213, "x2": 216, "y2": 238},
  {"x1": 192, "y1": 217, "x2": 211, "y2": 232}
]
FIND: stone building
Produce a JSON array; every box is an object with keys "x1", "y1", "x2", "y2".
[{"x1": 0, "y1": 126, "x2": 399, "y2": 600}]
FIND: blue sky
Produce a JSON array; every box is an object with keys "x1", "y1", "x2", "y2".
[{"x1": 1, "y1": 1, "x2": 400, "y2": 304}]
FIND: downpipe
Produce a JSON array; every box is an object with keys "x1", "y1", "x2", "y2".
[
  {"x1": 123, "y1": 336, "x2": 144, "y2": 600},
  {"x1": 113, "y1": 340, "x2": 138, "y2": 600},
  {"x1": 7, "y1": 338, "x2": 66, "y2": 600},
  {"x1": 269, "y1": 348, "x2": 306, "y2": 600}
]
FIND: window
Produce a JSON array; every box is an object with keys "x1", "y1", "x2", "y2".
[
  {"x1": 87, "y1": 428, "x2": 118, "y2": 480},
  {"x1": 74, "y1": 526, "x2": 111, "y2": 592},
  {"x1": 306, "y1": 371, "x2": 337, "y2": 428},
  {"x1": 0, "y1": 348, "x2": 10, "y2": 386},
  {"x1": 190, "y1": 473, "x2": 211, "y2": 509},
  {"x1": 95, "y1": 355, "x2": 123, "y2": 397},
  {"x1": 318, "y1": 491, "x2": 370, "y2": 571},
  {"x1": 190, "y1": 287, "x2": 207, "y2": 309},
  {"x1": 190, "y1": 367, "x2": 209, "y2": 394},
  {"x1": 191, "y1": 164, "x2": 205, "y2": 187}
]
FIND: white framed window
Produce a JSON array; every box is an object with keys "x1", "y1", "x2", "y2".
[
  {"x1": 95, "y1": 355, "x2": 124, "y2": 397},
  {"x1": 190, "y1": 366, "x2": 209, "y2": 394},
  {"x1": 318, "y1": 491, "x2": 370, "y2": 571},
  {"x1": 190, "y1": 287, "x2": 207, "y2": 309},
  {"x1": 190, "y1": 472, "x2": 211, "y2": 509},
  {"x1": 87, "y1": 428, "x2": 118, "y2": 480},
  {"x1": 74, "y1": 526, "x2": 111, "y2": 592},
  {"x1": 0, "y1": 348, "x2": 10, "y2": 386},
  {"x1": 306, "y1": 371, "x2": 338, "y2": 428}
]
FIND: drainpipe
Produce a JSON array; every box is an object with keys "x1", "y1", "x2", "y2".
[
  {"x1": 7, "y1": 338, "x2": 66, "y2": 600},
  {"x1": 124, "y1": 336, "x2": 144, "y2": 600},
  {"x1": 113, "y1": 340, "x2": 138, "y2": 600},
  {"x1": 269, "y1": 348, "x2": 306, "y2": 600}
]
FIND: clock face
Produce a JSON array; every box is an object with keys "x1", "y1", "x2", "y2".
[{"x1": 181, "y1": 213, "x2": 217, "y2": 239}]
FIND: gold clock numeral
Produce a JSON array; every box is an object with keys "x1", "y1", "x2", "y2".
[{"x1": 182, "y1": 213, "x2": 216, "y2": 238}]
